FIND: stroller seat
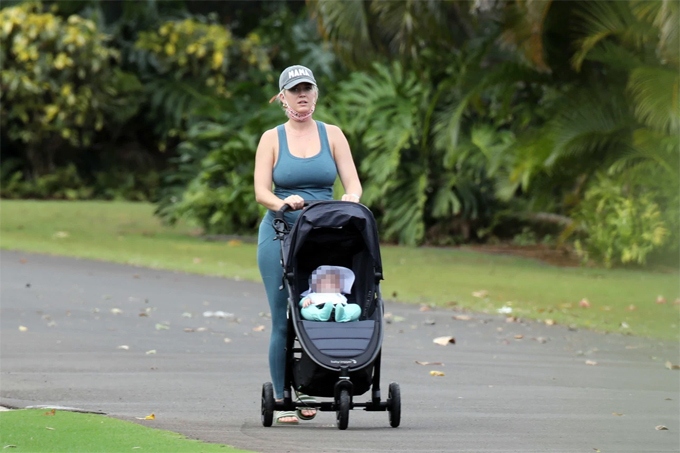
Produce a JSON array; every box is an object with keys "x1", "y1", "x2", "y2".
[{"x1": 301, "y1": 320, "x2": 375, "y2": 358}]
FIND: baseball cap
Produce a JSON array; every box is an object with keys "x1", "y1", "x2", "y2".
[{"x1": 279, "y1": 65, "x2": 317, "y2": 91}]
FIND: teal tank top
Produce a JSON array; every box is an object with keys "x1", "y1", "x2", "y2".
[{"x1": 272, "y1": 121, "x2": 337, "y2": 207}]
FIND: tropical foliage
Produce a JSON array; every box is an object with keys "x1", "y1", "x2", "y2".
[
  {"x1": 0, "y1": 0, "x2": 676, "y2": 268},
  {"x1": 0, "y1": 2, "x2": 142, "y2": 179}
]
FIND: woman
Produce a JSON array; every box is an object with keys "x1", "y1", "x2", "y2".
[{"x1": 254, "y1": 64, "x2": 362, "y2": 425}]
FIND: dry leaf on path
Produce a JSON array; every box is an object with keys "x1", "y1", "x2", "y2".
[
  {"x1": 665, "y1": 361, "x2": 680, "y2": 370},
  {"x1": 612, "y1": 412, "x2": 624, "y2": 416},
  {"x1": 544, "y1": 319, "x2": 556, "y2": 326},
  {"x1": 452, "y1": 315, "x2": 472, "y2": 321},
  {"x1": 655, "y1": 425, "x2": 668, "y2": 430},
  {"x1": 253, "y1": 325, "x2": 266, "y2": 332},
  {"x1": 585, "y1": 360, "x2": 598, "y2": 366},
  {"x1": 145, "y1": 349, "x2": 157, "y2": 355},
  {"x1": 433, "y1": 336, "x2": 456, "y2": 346},
  {"x1": 415, "y1": 361, "x2": 444, "y2": 366},
  {"x1": 429, "y1": 370, "x2": 445, "y2": 377},
  {"x1": 110, "y1": 308, "x2": 123, "y2": 315},
  {"x1": 18, "y1": 326, "x2": 28, "y2": 332},
  {"x1": 136, "y1": 413, "x2": 155, "y2": 420},
  {"x1": 117, "y1": 345, "x2": 129, "y2": 350},
  {"x1": 224, "y1": 338, "x2": 232, "y2": 343}
]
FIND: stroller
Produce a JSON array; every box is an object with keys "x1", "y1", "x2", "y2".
[{"x1": 260, "y1": 200, "x2": 401, "y2": 430}]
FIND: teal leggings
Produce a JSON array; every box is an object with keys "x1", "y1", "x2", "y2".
[{"x1": 257, "y1": 212, "x2": 296, "y2": 400}]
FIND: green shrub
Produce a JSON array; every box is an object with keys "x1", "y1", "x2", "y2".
[{"x1": 573, "y1": 176, "x2": 669, "y2": 268}]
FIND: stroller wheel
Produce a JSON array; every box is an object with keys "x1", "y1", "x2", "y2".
[
  {"x1": 336, "y1": 388, "x2": 350, "y2": 430},
  {"x1": 261, "y1": 382, "x2": 275, "y2": 427},
  {"x1": 388, "y1": 382, "x2": 401, "y2": 428}
]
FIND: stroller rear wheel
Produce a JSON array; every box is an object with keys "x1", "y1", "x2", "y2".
[
  {"x1": 388, "y1": 382, "x2": 401, "y2": 428},
  {"x1": 336, "y1": 388, "x2": 350, "y2": 430},
  {"x1": 261, "y1": 382, "x2": 275, "y2": 427}
]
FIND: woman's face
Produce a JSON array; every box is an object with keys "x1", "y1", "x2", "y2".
[{"x1": 282, "y1": 83, "x2": 317, "y2": 112}]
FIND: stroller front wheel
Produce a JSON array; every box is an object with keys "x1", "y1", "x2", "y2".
[
  {"x1": 336, "y1": 388, "x2": 350, "y2": 430},
  {"x1": 261, "y1": 382, "x2": 275, "y2": 427},
  {"x1": 388, "y1": 382, "x2": 401, "y2": 428}
]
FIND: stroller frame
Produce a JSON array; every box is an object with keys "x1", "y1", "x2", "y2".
[{"x1": 260, "y1": 201, "x2": 401, "y2": 430}]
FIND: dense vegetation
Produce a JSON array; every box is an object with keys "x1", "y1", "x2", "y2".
[{"x1": 1, "y1": 0, "x2": 677, "y2": 268}]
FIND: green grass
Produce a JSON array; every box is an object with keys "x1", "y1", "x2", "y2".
[
  {"x1": 1, "y1": 200, "x2": 678, "y2": 341},
  {"x1": 0, "y1": 409, "x2": 251, "y2": 452}
]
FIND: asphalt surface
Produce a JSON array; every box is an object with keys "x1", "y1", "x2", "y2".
[{"x1": 1, "y1": 250, "x2": 679, "y2": 453}]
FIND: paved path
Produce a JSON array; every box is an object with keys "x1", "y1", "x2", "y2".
[{"x1": 1, "y1": 250, "x2": 678, "y2": 452}]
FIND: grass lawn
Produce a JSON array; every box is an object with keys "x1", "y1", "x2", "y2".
[
  {"x1": 1, "y1": 200, "x2": 678, "y2": 341},
  {"x1": 0, "y1": 409, "x2": 251, "y2": 452}
]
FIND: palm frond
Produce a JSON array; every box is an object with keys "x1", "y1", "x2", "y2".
[
  {"x1": 628, "y1": 66, "x2": 680, "y2": 134},
  {"x1": 572, "y1": 1, "x2": 656, "y2": 71}
]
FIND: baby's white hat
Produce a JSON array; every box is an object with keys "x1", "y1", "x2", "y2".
[{"x1": 305, "y1": 265, "x2": 355, "y2": 295}]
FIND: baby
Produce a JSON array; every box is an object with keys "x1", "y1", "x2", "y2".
[{"x1": 299, "y1": 265, "x2": 360, "y2": 322}]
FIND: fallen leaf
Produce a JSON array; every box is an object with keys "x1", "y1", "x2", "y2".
[
  {"x1": 593, "y1": 449, "x2": 601, "y2": 452},
  {"x1": 419, "y1": 305, "x2": 432, "y2": 312},
  {"x1": 181, "y1": 312, "x2": 192, "y2": 318},
  {"x1": 665, "y1": 361, "x2": 680, "y2": 370},
  {"x1": 452, "y1": 314, "x2": 472, "y2": 321},
  {"x1": 627, "y1": 305, "x2": 636, "y2": 311},
  {"x1": 227, "y1": 239, "x2": 242, "y2": 246},
  {"x1": 253, "y1": 325, "x2": 265, "y2": 332},
  {"x1": 497, "y1": 306, "x2": 513, "y2": 314},
  {"x1": 138, "y1": 313, "x2": 148, "y2": 317},
  {"x1": 196, "y1": 327, "x2": 207, "y2": 332},
  {"x1": 620, "y1": 322, "x2": 630, "y2": 329},
  {"x1": 53, "y1": 231, "x2": 69, "y2": 239},
  {"x1": 3, "y1": 444, "x2": 18, "y2": 448},
  {"x1": 183, "y1": 328, "x2": 195, "y2": 332},
  {"x1": 472, "y1": 290, "x2": 488, "y2": 298},
  {"x1": 433, "y1": 336, "x2": 456, "y2": 346},
  {"x1": 192, "y1": 257, "x2": 202, "y2": 264},
  {"x1": 505, "y1": 316, "x2": 518, "y2": 323},
  {"x1": 612, "y1": 412, "x2": 624, "y2": 416},
  {"x1": 45, "y1": 427, "x2": 55, "y2": 430},
  {"x1": 423, "y1": 319, "x2": 436, "y2": 326},
  {"x1": 514, "y1": 334, "x2": 524, "y2": 340},
  {"x1": 585, "y1": 360, "x2": 598, "y2": 366},
  {"x1": 415, "y1": 361, "x2": 444, "y2": 366},
  {"x1": 117, "y1": 345, "x2": 129, "y2": 350},
  {"x1": 223, "y1": 338, "x2": 232, "y2": 343},
  {"x1": 534, "y1": 337, "x2": 548, "y2": 344},
  {"x1": 136, "y1": 413, "x2": 155, "y2": 420},
  {"x1": 110, "y1": 308, "x2": 123, "y2": 315},
  {"x1": 18, "y1": 326, "x2": 28, "y2": 332},
  {"x1": 155, "y1": 323, "x2": 169, "y2": 330},
  {"x1": 656, "y1": 295, "x2": 666, "y2": 304},
  {"x1": 655, "y1": 425, "x2": 668, "y2": 430},
  {"x1": 545, "y1": 319, "x2": 556, "y2": 326},
  {"x1": 44, "y1": 409, "x2": 56, "y2": 416},
  {"x1": 579, "y1": 298, "x2": 591, "y2": 308},
  {"x1": 429, "y1": 370, "x2": 445, "y2": 377},
  {"x1": 145, "y1": 349, "x2": 156, "y2": 355}
]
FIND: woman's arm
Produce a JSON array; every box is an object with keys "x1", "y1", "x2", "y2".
[
  {"x1": 327, "y1": 124, "x2": 362, "y2": 202},
  {"x1": 254, "y1": 128, "x2": 304, "y2": 211}
]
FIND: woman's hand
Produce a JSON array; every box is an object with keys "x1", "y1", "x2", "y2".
[
  {"x1": 283, "y1": 194, "x2": 304, "y2": 210},
  {"x1": 341, "y1": 193, "x2": 360, "y2": 203}
]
